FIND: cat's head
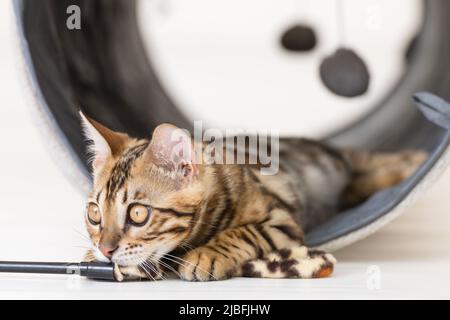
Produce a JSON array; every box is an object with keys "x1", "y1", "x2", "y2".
[{"x1": 80, "y1": 113, "x2": 204, "y2": 266}]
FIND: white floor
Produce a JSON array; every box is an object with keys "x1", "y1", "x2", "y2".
[{"x1": 1, "y1": 1, "x2": 450, "y2": 299}]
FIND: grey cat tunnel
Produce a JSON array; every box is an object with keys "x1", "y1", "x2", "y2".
[{"x1": 12, "y1": 0, "x2": 450, "y2": 251}]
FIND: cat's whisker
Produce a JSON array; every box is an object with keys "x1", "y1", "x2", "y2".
[
  {"x1": 161, "y1": 255, "x2": 217, "y2": 281},
  {"x1": 178, "y1": 244, "x2": 191, "y2": 254},
  {"x1": 137, "y1": 257, "x2": 158, "y2": 281},
  {"x1": 178, "y1": 242, "x2": 196, "y2": 254},
  {"x1": 150, "y1": 254, "x2": 187, "y2": 279},
  {"x1": 72, "y1": 245, "x2": 93, "y2": 250},
  {"x1": 138, "y1": 254, "x2": 168, "y2": 281},
  {"x1": 179, "y1": 241, "x2": 195, "y2": 251},
  {"x1": 72, "y1": 228, "x2": 91, "y2": 243},
  {"x1": 153, "y1": 252, "x2": 217, "y2": 281},
  {"x1": 141, "y1": 266, "x2": 157, "y2": 281},
  {"x1": 155, "y1": 258, "x2": 181, "y2": 279}
]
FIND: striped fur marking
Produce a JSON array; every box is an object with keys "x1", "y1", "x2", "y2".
[{"x1": 106, "y1": 142, "x2": 149, "y2": 199}]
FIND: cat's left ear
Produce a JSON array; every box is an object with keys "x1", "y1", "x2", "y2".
[
  {"x1": 146, "y1": 123, "x2": 197, "y2": 178},
  {"x1": 79, "y1": 112, "x2": 128, "y2": 171}
]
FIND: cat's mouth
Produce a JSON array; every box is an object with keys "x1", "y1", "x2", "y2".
[
  {"x1": 94, "y1": 243, "x2": 177, "y2": 270},
  {"x1": 111, "y1": 252, "x2": 149, "y2": 267},
  {"x1": 95, "y1": 244, "x2": 149, "y2": 267}
]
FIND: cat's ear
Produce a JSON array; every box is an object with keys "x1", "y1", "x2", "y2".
[
  {"x1": 147, "y1": 123, "x2": 197, "y2": 178},
  {"x1": 79, "y1": 112, "x2": 128, "y2": 171}
]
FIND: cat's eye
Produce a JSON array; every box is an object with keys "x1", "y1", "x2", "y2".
[
  {"x1": 87, "y1": 203, "x2": 101, "y2": 225},
  {"x1": 128, "y1": 204, "x2": 151, "y2": 226}
]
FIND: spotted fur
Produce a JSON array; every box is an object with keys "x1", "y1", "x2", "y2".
[
  {"x1": 80, "y1": 114, "x2": 427, "y2": 281},
  {"x1": 239, "y1": 247, "x2": 336, "y2": 279}
]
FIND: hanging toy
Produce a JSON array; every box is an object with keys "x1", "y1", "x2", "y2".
[
  {"x1": 280, "y1": 0, "x2": 317, "y2": 52},
  {"x1": 319, "y1": 0, "x2": 370, "y2": 97}
]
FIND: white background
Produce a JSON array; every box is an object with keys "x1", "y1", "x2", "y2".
[
  {"x1": 1, "y1": 0, "x2": 450, "y2": 299},
  {"x1": 140, "y1": 0, "x2": 421, "y2": 136}
]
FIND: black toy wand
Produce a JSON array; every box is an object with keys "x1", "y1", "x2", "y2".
[{"x1": 0, "y1": 261, "x2": 116, "y2": 281}]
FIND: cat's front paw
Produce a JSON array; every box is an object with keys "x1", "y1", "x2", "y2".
[
  {"x1": 179, "y1": 247, "x2": 235, "y2": 281},
  {"x1": 113, "y1": 263, "x2": 162, "y2": 282}
]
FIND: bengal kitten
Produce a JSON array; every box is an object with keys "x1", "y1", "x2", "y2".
[{"x1": 80, "y1": 113, "x2": 427, "y2": 281}]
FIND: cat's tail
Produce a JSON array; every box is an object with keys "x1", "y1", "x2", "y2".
[
  {"x1": 341, "y1": 149, "x2": 428, "y2": 207},
  {"x1": 238, "y1": 246, "x2": 336, "y2": 279}
]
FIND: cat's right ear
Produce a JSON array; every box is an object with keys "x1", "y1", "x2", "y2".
[{"x1": 79, "y1": 112, "x2": 128, "y2": 171}]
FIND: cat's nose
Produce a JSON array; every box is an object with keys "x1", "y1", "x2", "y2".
[{"x1": 99, "y1": 244, "x2": 118, "y2": 259}]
